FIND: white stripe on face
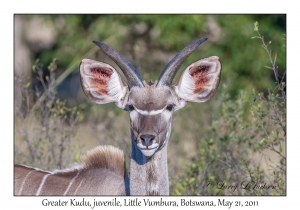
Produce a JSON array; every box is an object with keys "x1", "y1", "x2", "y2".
[{"x1": 135, "y1": 107, "x2": 164, "y2": 115}]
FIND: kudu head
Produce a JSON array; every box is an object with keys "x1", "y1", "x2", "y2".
[{"x1": 80, "y1": 38, "x2": 221, "y2": 157}]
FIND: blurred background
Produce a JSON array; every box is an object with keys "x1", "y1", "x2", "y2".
[{"x1": 14, "y1": 14, "x2": 286, "y2": 195}]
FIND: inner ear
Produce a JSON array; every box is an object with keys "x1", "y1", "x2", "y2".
[
  {"x1": 80, "y1": 59, "x2": 128, "y2": 108},
  {"x1": 85, "y1": 64, "x2": 113, "y2": 95},
  {"x1": 175, "y1": 56, "x2": 221, "y2": 103},
  {"x1": 190, "y1": 63, "x2": 213, "y2": 94}
]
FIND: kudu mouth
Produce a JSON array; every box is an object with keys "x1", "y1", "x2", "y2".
[
  {"x1": 139, "y1": 146, "x2": 159, "y2": 157},
  {"x1": 137, "y1": 133, "x2": 159, "y2": 157}
]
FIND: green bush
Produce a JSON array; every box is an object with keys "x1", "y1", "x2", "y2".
[
  {"x1": 14, "y1": 59, "x2": 85, "y2": 170},
  {"x1": 170, "y1": 22, "x2": 286, "y2": 196}
]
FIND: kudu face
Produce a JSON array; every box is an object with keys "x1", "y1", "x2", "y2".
[
  {"x1": 128, "y1": 84, "x2": 175, "y2": 156},
  {"x1": 80, "y1": 38, "x2": 221, "y2": 157}
]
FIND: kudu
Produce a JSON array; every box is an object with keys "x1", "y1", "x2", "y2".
[{"x1": 14, "y1": 38, "x2": 221, "y2": 195}]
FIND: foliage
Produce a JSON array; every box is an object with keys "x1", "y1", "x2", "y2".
[
  {"x1": 16, "y1": 14, "x2": 285, "y2": 103},
  {"x1": 14, "y1": 59, "x2": 85, "y2": 170},
  {"x1": 170, "y1": 22, "x2": 286, "y2": 196}
]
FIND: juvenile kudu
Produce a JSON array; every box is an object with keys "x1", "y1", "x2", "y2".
[{"x1": 14, "y1": 38, "x2": 221, "y2": 195}]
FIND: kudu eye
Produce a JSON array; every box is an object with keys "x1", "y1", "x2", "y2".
[
  {"x1": 166, "y1": 104, "x2": 174, "y2": 111},
  {"x1": 128, "y1": 104, "x2": 135, "y2": 111}
]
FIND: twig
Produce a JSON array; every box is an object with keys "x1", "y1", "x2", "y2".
[{"x1": 254, "y1": 29, "x2": 286, "y2": 102}]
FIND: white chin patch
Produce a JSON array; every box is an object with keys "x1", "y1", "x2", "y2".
[
  {"x1": 141, "y1": 148, "x2": 158, "y2": 157},
  {"x1": 137, "y1": 143, "x2": 159, "y2": 157}
]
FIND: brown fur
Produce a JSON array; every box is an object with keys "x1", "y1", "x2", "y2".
[
  {"x1": 130, "y1": 84, "x2": 173, "y2": 111},
  {"x1": 14, "y1": 146, "x2": 126, "y2": 195},
  {"x1": 77, "y1": 145, "x2": 125, "y2": 176},
  {"x1": 14, "y1": 165, "x2": 49, "y2": 195}
]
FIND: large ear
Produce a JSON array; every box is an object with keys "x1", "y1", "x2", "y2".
[
  {"x1": 174, "y1": 56, "x2": 221, "y2": 104},
  {"x1": 80, "y1": 59, "x2": 129, "y2": 109}
]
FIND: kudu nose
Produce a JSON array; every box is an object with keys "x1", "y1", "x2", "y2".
[{"x1": 140, "y1": 134, "x2": 155, "y2": 147}]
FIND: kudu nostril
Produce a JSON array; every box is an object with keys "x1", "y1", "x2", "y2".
[{"x1": 140, "y1": 134, "x2": 155, "y2": 147}]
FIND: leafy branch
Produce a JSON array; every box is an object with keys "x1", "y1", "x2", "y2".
[{"x1": 252, "y1": 21, "x2": 286, "y2": 102}]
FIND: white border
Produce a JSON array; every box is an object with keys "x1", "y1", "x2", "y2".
[{"x1": 3, "y1": 1, "x2": 298, "y2": 209}]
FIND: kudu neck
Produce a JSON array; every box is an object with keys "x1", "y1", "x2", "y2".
[{"x1": 129, "y1": 129, "x2": 169, "y2": 195}]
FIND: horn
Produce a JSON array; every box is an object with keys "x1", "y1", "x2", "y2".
[
  {"x1": 93, "y1": 41, "x2": 144, "y2": 88},
  {"x1": 156, "y1": 38, "x2": 208, "y2": 87}
]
